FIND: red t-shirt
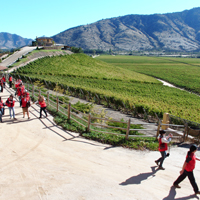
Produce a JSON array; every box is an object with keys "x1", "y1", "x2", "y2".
[
  {"x1": 21, "y1": 97, "x2": 29, "y2": 108},
  {"x1": 158, "y1": 137, "x2": 168, "y2": 152},
  {"x1": 185, "y1": 152, "x2": 196, "y2": 172},
  {"x1": 39, "y1": 100, "x2": 46, "y2": 108},
  {"x1": 0, "y1": 100, "x2": 3, "y2": 109},
  {"x1": 6, "y1": 98, "x2": 15, "y2": 107}
]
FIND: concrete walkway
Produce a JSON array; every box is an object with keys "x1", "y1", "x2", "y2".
[
  {"x1": 0, "y1": 87, "x2": 200, "y2": 200},
  {"x1": 0, "y1": 46, "x2": 36, "y2": 67}
]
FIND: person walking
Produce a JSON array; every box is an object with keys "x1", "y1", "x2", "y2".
[
  {"x1": 0, "y1": 96, "x2": 4, "y2": 122},
  {"x1": 9, "y1": 75, "x2": 12, "y2": 88},
  {"x1": 0, "y1": 78, "x2": 3, "y2": 92},
  {"x1": 21, "y1": 93, "x2": 30, "y2": 119},
  {"x1": 155, "y1": 130, "x2": 173, "y2": 170},
  {"x1": 34, "y1": 95, "x2": 48, "y2": 118},
  {"x1": 16, "y1": 83, "x2": 25, "y2": 107},
  {"x1": 173, "y1": 144, "x2": 200, "y2": 195},
  {"x1": 6, "y1": 94, "x2": 16, "y2": 120},
  {"x1": 2, "y1": 76, "x2": 6, "y2": 88}
]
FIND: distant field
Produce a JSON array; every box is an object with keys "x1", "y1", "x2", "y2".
[
  {"x1": 96, "y1": 55, "x2": 200, "y2": 94},
  {"x1": 14, "y1": 53, "x2": 200, "y2": 123}
]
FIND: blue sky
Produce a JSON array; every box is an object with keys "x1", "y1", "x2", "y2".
[{"x1": 1, "y1": 0, "x2": 200, "y2": 40}]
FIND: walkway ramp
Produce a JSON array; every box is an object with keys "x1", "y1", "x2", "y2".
[{"x1": 0, "y1": 86, "x2": 200, "y2": 199}]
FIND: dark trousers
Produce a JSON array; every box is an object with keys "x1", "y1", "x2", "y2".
[
  {"x1": 40, "y1": 107, "x2": 47, "y2": 117},
  {"x1": 174, "y1": 170, "x2": 199, "y2": 193},
  {"x1": 1, "y1": 85, "x2": 3, "y2": 92},
  {"x1": 156, "y1": 151, "x2": 166, "y2": 167},
  {"x1": 0, "y1": 109, "x2": 2, "y2": 122},
  {"x1": 9, "y1": 81, "x2": 12, "y2": 88}
]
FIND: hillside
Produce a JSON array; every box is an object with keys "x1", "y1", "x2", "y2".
[
  {"x1": 0, "y1": 32, "x2": 32, "y2": 49},
  {"x1": 14, "y1": 53, "x2": 200, "y2": 123},
  {"x1": 52, "y1": 7, "x2": 200, "y2": 52}
]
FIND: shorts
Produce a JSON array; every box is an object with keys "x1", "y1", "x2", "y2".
[{"x1": 22, "y1": 107, "x2": 28, "y2": 112}]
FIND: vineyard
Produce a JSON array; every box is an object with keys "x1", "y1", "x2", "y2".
[
  {"x1": 13, "y1": 53, "x2": 200, "y2": 123},
  {"x1": 96, "y1": 55, "x2": 200, "y2": 94}
]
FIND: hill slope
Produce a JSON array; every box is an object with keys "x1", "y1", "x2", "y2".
[
  {"x1": 0, "y1": 32, "x2": 33, "y2": 49},
  {"x1": 52, "y1": 7, "x2": 200, "y2": 52},
  {"x1": 14, "y1": 53, "x2": 200, "y2": 123}
]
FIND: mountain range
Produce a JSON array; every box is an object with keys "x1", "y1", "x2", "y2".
[
  {"x1": 0, "y1": 32, "x2": 32, "y2": 50},
  {"x1": 1, "y1": 7, "x2": 200, "y2": 52},
  {"x1": 52, "y1": 7, "x2": 200, "y2": 52}
]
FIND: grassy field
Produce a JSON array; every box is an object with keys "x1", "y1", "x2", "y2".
[
  {"x1": 96, "y1": 55, "x2": 200, "y2": 94},
  {"x1": 14, "y1": 53, "x2": 200, "y2": 123}
]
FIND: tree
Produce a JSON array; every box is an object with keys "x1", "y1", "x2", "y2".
[{"x1": 71, "y1": 46, "x2": 83, "y2": 53}]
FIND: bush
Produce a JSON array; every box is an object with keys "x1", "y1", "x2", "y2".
[{"x1": 46, "y1": 106, "x2": 159, "y2": 151}]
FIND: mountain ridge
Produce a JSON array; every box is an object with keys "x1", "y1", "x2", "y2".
[
  {"x1": 0, "y1": 32, "x2": 32, "y2": 50},
  {"x1": 52, "y1": 7, "x2": 200, "y2": 52}
]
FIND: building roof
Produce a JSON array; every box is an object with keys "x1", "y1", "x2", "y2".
[
  {"x1": 0, "y1": 66, "x2": 7, "y2": 71},
  {"x1": 36, "y1": 37, "x2": 53, "y2": 40}
]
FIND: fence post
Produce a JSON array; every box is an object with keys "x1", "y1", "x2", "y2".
[
  {"x1": 133, "y1": 105, "x2": 139, "y2": 118},
  {"x1": 32, "y1": 85, "x2": 34, "y2": 97},
  {"x1": 183, "y1": 122, "x2": 188, "y2": 142},
  {"x1": 143, "y1": 108, "x2": 150, "y2": 123},
  {"x1": 87, "y1": 113, "x2": 91, "y2": 132},
  {"x1": 47, "y1": 92, "x2": 49, "y2": 106},
  {"x1": 56, "y1": 96, "x2": 59, "y2": 112},
  {"x1": 126, "y1": 119, "x2": 131, "y2": 140},
  {"x1": 68, "y1": 103, "x2": 71, "y2": 120},
  {"x1": 155, "y1": 113, "x2": 159, "y2": 122},
  {"x1": 39, "y1": 89, "x2": 41, "y2": 96},
  {"x1": 162, "y1": 113, "x2": 169, "y2": 130},
  {"x1": 156, "y1": 120, "x2": 161, "y2": 137}
]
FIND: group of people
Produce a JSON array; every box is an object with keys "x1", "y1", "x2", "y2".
[
  {"x1": 0, "y1": 75, "x2": 13, "y2": 92},
  {"x1": 156, "y1": 130, "x2": 200, "y2": 195},
  {"x1": 0, "y1": 76, "x2": 48, "y2": 122}
]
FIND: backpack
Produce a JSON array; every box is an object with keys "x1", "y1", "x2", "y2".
[{"x1": 26, "y1": 101, "x2": 30, "y2": 108}]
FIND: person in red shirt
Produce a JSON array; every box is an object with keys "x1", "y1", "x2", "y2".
[
  {"x1": 155, "y1": 130, "x2": 173, "y2": 170},
  {"x1": 9, "y1": 75, "x2": 12, "y2": 88},
  {"x1": 2, "y1": 76, "x2": 6, "y2": 88},
  {"x1": 0, "y1": 79, "x2": 3, "y2": 92},
  {"x1": 15, "y1": 79, "x2": 20, "y2": 89},
  {"x1": 17, "y1": 84, "x2": 25, "y2": 107},
  {"x1": 0, "y1": 96, "x2": 4, "y2": 122},
  {"x1": 173, "y1": 144, "x2": 200, "y2": 195},
  {"x1": 22, "y1": 90, "x2": 30, "y2": 99},
  {"x1": 34, "y1": 95, "x2": 47, "y2": 118},
  {"x1": 21, "y1": 93, "x2": 30, "y2": 119},
  {"x1": 5, "y1": 94, "x2": 16, "y2": 119}
]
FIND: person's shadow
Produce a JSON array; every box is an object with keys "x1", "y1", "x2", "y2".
[
  {"x1": 119, "y1": 166, "x2": 157, "y2": 185},
  {"x1": 163, "y1": 186, "x2": 199, "y2": 200}
]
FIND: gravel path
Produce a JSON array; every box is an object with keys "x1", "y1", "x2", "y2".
[
  {"x1": 1, "y1": 46, "x2": 36, "y2": 67},
  {"x1": 49, "y1": 90, "x2": 158, "y2": 136}
]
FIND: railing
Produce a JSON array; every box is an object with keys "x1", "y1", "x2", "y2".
[
  {"x1": 11, "y1": 74, "x2": 161, "y2": 122},
  {"x1": 25, "y1": 83, "x2": 159, "y2": 139},
  {"x1": 4, "y1": 73, "x2": 197, "y2": 142}
]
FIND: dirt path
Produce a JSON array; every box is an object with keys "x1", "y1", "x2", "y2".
[
  {"x1": 0, "y1": 87, "x2": 200, "y2": 199},
  {"x1": 48, "y1": 90, "x2": 158, "y2": 136},
  {"x1": 1, "y1": 46, "x2": 36, "y2": 67}
]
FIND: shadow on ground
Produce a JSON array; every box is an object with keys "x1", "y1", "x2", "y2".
[
  {"x1": 163, "y1": 186, "x2": 199, "y2": 200},
  {"x1": 119, "y1": 166, "x2": 158, "y2": 185}
]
